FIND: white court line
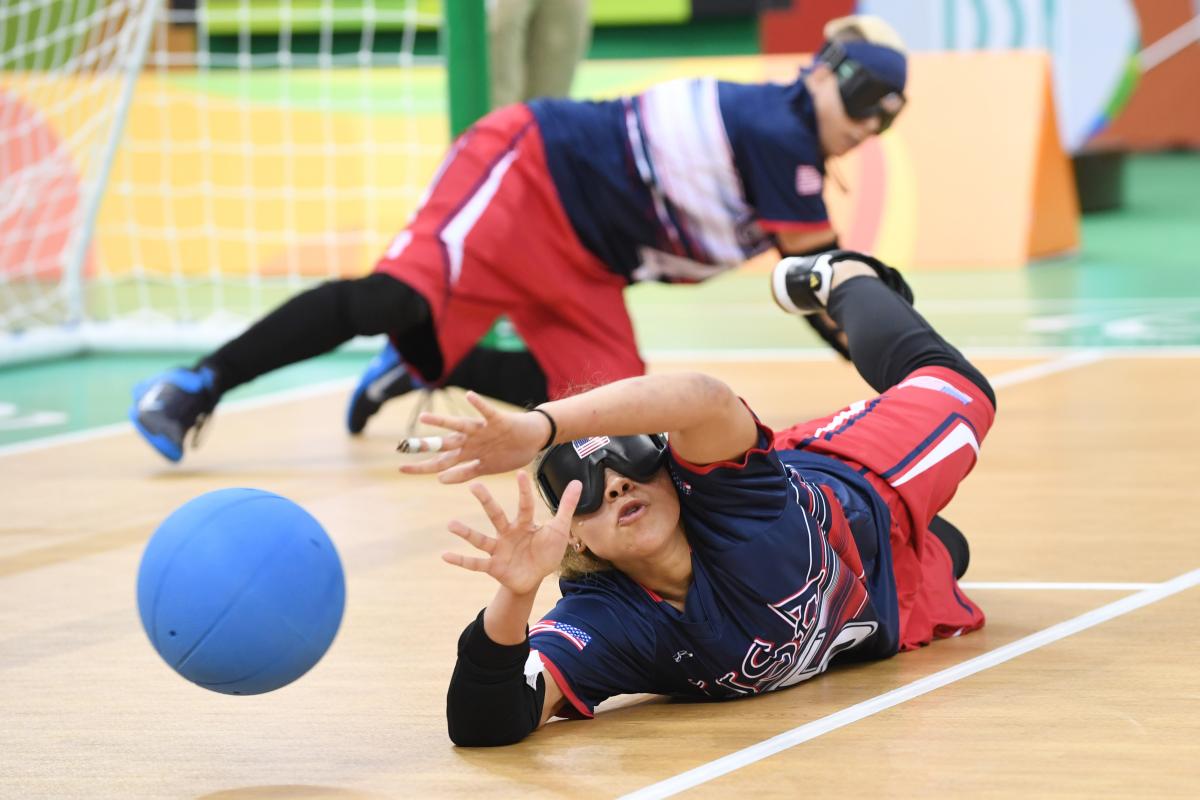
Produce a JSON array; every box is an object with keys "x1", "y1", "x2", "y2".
[
  {"x1": 620, "y1": 567, "x2": 1200, "y2": 800},
  {"x1": 614, "y1": 350, "x2": 1119, "y2": 797},
  {"x1": 647, "y1": 345, "x2": 1200, "y2": 363},
  {"x1": 0, "y1": 346, "x2": 1120, "y2": 459},
  {"x1": 960, "y1": 581, "x2": 1157, "y2": 591},
  {"x1": 0, "y1": 376, "x2": 354, "y2": 459},
  {"x1": 643, "y1": 298, "x2": 1200, "y2": 313},
  {"x1": 987, "y1": 348, "x2": 1105, "y2": 389}
]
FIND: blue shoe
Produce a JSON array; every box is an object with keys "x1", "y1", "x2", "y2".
[
  {"x1": 346, "y1": 343, "x2": 423, "y2": 434},
  {"x1": 129, "y1": 366, "x2": 218, "y2": 463}
]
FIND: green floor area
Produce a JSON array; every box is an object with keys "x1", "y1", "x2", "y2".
[
  {"x1": 0, "y1": 351, "x2": 366, "y2": 445},
  {"x1": 2, "y1": 152, "x2": 1198, "y2": 450}
]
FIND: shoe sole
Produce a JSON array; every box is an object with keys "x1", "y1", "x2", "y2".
[
  {"x1": 129, "y1": 407, "x2": 183, "y2": 462},
  {"x1": 771, "y1": 261, "x2": 807, "y2": 315}
]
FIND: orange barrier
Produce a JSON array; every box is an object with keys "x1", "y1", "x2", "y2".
[{"x1": 823, "y1": 51, "x2": 1080, "y2": 269}]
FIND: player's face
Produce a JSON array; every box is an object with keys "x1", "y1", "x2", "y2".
[
  {"x1": 809, "y1": 65, "x2": 883, "y2": 157},
  {"x1": 572, "y1": 466, "x2": 683, "y2": 567}
]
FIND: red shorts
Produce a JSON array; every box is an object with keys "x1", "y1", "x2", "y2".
[
  {"x1": 774, "y1": 367, "x2": 996, "y2": 651},
  {"x1": 373, "y1": 104, "x2": 644, "y2": 398}
]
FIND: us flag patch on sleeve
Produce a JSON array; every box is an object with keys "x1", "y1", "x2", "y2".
[
  {"x1": 530, "y1": 619, "x2": 593, "y2": 650},
  {"x1": 795, "y1": 164, "x2": 823, "y2": 196}
]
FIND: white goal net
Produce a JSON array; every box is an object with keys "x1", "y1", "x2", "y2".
[{"x1": 1, "y1": 0, "x2": 444, "y2": 365}]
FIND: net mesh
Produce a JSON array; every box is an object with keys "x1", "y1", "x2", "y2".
[{"x1": 1, "y1": 0, "x2": 445, "y2": 361}]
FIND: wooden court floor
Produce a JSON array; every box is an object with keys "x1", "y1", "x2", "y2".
[{"x1": 1, "y1": 353, "x2": 1198, "y2": 798}]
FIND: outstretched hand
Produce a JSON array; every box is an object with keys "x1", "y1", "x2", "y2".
[
  {"x1": 398, "y1": 391, "x2": 550, "y2": 483},
  {"x1": 442, "y1": 472, "x2": 582, "y2": 596}
]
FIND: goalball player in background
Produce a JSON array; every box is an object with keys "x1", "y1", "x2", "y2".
[{"x1": 130, "y1": 16, "x2": 908, "y2": 464}]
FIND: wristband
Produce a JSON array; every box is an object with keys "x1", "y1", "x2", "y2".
[{"x1": 530, "y1": 407, "x2": 557, "y2": 450}]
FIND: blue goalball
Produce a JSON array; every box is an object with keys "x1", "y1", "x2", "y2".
[{"x1": 137, "y1": 488, "x2": 345, "y2": 695}]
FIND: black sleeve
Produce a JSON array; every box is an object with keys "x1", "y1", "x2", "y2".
[{"x1": 446, "y1": 609, "x2": 547, "y2": 747}]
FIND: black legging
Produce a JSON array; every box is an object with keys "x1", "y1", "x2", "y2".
[
  {"x1": 204, "y1": 273, "x2": 429, "y2": 392},
  {"x1": 828, "y1": 275, "x2": 990, "y2": 580},
  {"x1": 203, "y1": 273, "x2": 549, "y2": 407},
  {"x1": 828, "y1": 275, "x2": 996, "y2": 409}
]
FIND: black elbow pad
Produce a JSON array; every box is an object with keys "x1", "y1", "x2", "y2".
[{"x1": 446, "y1": 610, "x2": 547, "y2": 747}]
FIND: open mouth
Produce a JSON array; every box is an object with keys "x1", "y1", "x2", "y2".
[{"x1": 618, "y1": 500, "x2": 647, "y2": 525}]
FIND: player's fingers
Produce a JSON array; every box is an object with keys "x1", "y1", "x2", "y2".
[
  {"x1": 441, "y1": 432, "x2": 467, "y2": 450},
  {"x1": 465, "y1": 391, "x2": 500, "y2": 421},
  {"x1": 398, "y1": 449, "x2": 463, "y2": 475},
  {"x1": 553, "y1": 480, "x2": 583, "y2": 524},
  {"x1": 398, "y1": 459, "x2": 442, "y2": 475},
  {"x1": 395, "y1": 432, "x2": 467, "y2": 454},
  {"x1": 399, "y1": 447, "x2": 459, "y2": 472},
  {"x1": 468, "y1": 482, "x2": 510, "y2": 532},
  {"x1": 418, "y1": 411, "x2": 484, "y2": 434},
  {"x1": 414, "y1": 411, "x2": 458, "y2": 431},
  {"x1": 438, "y1": 458, "x2": 482, "y2": 484},
  {"x1": 515, "y1": 470, "x2": 535, "y2": 526},
  {"x1": 441, "y1": 551, "x2": 490, "y2": 573},
  {"x1": 396, "y1": 435, "x2": 448, "y2": 454},
  {"x1": 447, "y1": 519, "x2": 496, "y2": 554}
]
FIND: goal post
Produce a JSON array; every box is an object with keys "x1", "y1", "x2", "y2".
[
  {"x1": 443, "y1": 0, "x2": 489, "y2": 137},
  {"x1": 1, "y1": 0, "x2": 163, "y2": 362},
  {"x1": 1, "y1": 0, "x2": 490, "y2": 367}
]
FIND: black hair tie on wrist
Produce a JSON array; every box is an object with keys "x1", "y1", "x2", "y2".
[{"x1": 531, "y1": 407, "x2": 557, "y2": 451}]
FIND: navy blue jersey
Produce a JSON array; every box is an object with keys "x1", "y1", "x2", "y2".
[
  {"x1": 530, "y1": 423, "x2": 899, "y2": 719},
  {"x1": 528, "y1": 76, "x2": 831, "y2": 285}
]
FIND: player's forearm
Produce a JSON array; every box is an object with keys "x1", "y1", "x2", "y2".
[
  {"x1": 538, "y1": 372, "x2": 757, "y2": 464},
  {"x1": 539, "y1": 372, "x2": 726, "y2": 438},
  {"x1": 482, "y1": 584, "x2": 540, "y2": 645}
]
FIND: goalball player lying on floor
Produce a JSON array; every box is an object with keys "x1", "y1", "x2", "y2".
[{"x1": 401, "y1": 251, "x2": 995, "y2": 745}]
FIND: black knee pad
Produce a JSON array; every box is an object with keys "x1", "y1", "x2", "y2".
[
  {"x1": 331, "y1": 274, "x2": 444, "y2": 381},
  {"x1": 445, "y1": 347, "x2": 549, "y2": 407},
  {"x1": 339, "y1": 273, "x2": 430, "y2": 336}
]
